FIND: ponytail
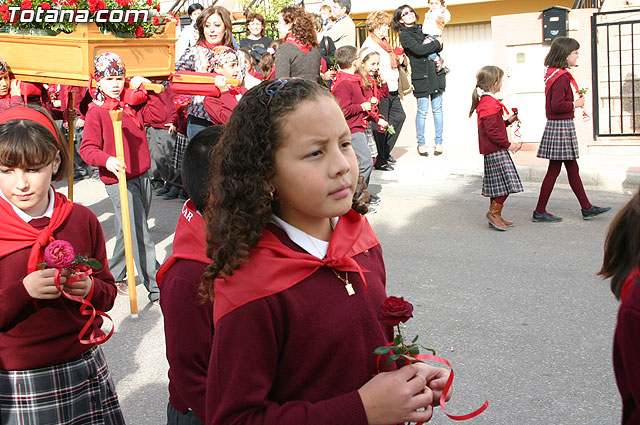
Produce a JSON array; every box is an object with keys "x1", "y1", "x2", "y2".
[{"x1": 469, "y1": 65, "x2": 504, "y2": 118}]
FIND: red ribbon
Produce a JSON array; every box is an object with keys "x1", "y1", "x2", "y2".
[
  {"x1": 375, "y1": 343, "x2": 488, "y2": 422},
  {"x1": 53, "y1": 266, "x2": 114, "y2": 345}
]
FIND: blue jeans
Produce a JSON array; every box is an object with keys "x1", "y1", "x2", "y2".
[{"x1": 416, "y1": 92, "x2": 443, "y2": 147}]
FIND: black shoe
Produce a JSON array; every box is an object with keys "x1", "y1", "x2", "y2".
[
  {"x1": 179, "y1": 189, "x2": 189, "y2": 200},
  {"x1": 387, "y1": 156, "x2": 396, "y2": 164},
  {"x1": 155, "y1": 186, "x2": 170, "y2": 196},
  {"x1": 374, "y1": 163, "x2": 394, "y2": 171},
  {"x1": 91, "y1": 170, "x2": 100, "y2": 181},
  {"x1": 417, "y1": 146, "x2": 429, "y2": 157},
  {"x1": 582, "y1": 205, "x2": 611, "y2": 220},
  {"x1": 369, "y1": 194, "x2": 380, "y2": 206},
  {"x1": 163, "y1": 190, "x2": 180, "y2": 200},
  {"x1": 532, "y1": 210, "x2": 563, "y2": 222},
  {"x1": 73, "y1": 170, "x2": 88, "y2": 181}
]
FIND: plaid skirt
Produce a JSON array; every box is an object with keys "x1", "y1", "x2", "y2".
[
  {"x1": 482, "y1": 149, "x2": 524, "y2": 198},
  {"x1": 172, "y1": 132, "x2": 189, "y2": 170},
  {"x1": 537, "y1": 118, "x2": 579, "y2": 160},
  {"x1": 0, "y1": 346, "x2": 124, "y2": 425}
]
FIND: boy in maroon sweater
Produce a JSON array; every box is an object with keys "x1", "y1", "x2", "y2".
[
  {"x1": 157, "y1": 126, "x2": 223, "y2": 425},
  {"x1": 331, "y1": 46, "x2": 387, "y2": 188},
  {"x1": 79, "y1": 52, "x2": 162, "y2": 302},
  {"x1": 203, "y1": 46, "x2": 247, "y2": 125}
]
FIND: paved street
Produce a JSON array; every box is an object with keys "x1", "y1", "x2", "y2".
[{"x1": 59, "y1": 135, "x2": 632, "y2": 424}]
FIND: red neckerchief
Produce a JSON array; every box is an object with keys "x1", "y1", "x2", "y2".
[
  {"x1": 544, "y1": 67, "x2": 579, "y2": 95},
  {"x1": 0, "y1": 188, "x2": 74, "y2": 273},
  {"x1": 95, "y1": 95, "x2": 143, "y2": 129},
  {"x1": 330, "y1": 70, "x2": 361, "y2": 94},
  {"x1": 475, "y1": 94, "x2": 510, "y2": 123},
  {"x1": 156, "y1": 200, "x2": 210, "y2": 286},
  {"x1": 213, "y1": 209, "x2": 380, "y2": 325},
  {"x1": 228, "y1": 85, "x2": 247, "y2": 96},
  {"x1": 284, "y1": 33, "x2": 311, "y2": 54},
  {"x1": 198, "y1": 40, "x2": 222, "y2": 50},
  {"x1": 248, "y1": 67, "x2": 264, "y2": 81},
  {"x1": 621, "y1": 267, "x2": 640, "y2": 302},
  {"x1": 370, "y1": 34, "x2": 397, "y2": 69}
]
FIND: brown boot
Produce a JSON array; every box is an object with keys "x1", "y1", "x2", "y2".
[
  {"x1": 501, "y1": 214, "x2": 514, "y2": 227},
  {"x1": 487, "y1": 201, "x2": 507, "y2": 231}
]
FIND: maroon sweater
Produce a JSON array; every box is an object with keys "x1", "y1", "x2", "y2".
[
  {"x1": 614, "y1": 278, "x2": 640, "y2": 425},
  {"x1": 142, "y1": 86, "x2": 178, "y2": 130},
  {"x1": 0, "y1": 203, "x2": 116, "y2": 370},
  {"x1": 546, "y1": 74, "x2": 575, "y2": 120},
  {"x1": 206, "y1": 224, "x2": 394, "y2": 425},
  {"x1": 0, "y1": 95, "x2": 24, "y2": 111},
  {"x1": 476, "y1": 95, "x2": 511, "y2": 155},
  {"x1": 79, "y1": 98, "x2": 154, "y2": 185},
  {"x1": 203, "y1": 88, "x2": 246, "y2": 125},
  {"x1": 332, "y1": 72, "x2": 370, "y2": 134}
]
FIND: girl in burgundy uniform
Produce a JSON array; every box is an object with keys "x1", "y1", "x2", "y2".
[
  {"x1": 201, "y1": 78, "x2": 450, "y2": 425},
  {"x1": 469, "y1": 66, "x2": 523, "y2": 231},
  {"x1": 533, "y1": 37, "x2": 610, "y2": 222},
  {"x1": 0, "y1": 105, "x2": 122, "y2": 423},
  {"x1": 599, "y1": 189, "x2": 640, "y2": 425}
]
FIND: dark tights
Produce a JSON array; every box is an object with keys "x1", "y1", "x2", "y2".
[
  {"x1": 490, "y1": 195, "x2": 508, "y2": 205},
  {"x1": 535, "y1": 160, "x2": 591, "y2": 213}
]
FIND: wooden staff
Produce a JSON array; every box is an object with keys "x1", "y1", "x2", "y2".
[
  {"x1": 65, "y1": 89, "x2": 76, "y2": 201},
  {"x1": 90, "y1": 80, "x2": 165, "y2": 93},
  {"x1": 109, "y1": 109, "x2": 139, "y2": 318}
]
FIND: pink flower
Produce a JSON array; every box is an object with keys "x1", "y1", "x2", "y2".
[{"x1": 44, "y1": 240, "x2": 75, "y2": 269}]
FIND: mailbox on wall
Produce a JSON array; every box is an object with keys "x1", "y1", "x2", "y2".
[{"x1": 542, "y1": 6, "x2": 569, "y2": 42}]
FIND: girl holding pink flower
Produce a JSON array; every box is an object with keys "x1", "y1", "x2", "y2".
[{"x1": 0, "y1": 105, "x2": 123, "y2": 423}]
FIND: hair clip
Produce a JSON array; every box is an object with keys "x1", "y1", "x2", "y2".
[{"x1": 264, "y1": 78, "x2": 297, "y2": 106}]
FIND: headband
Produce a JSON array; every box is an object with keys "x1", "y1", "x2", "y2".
[
  {"x1": 0, "y1": 106, "x2": 61, "y2": 147},
  {"x1": 359, "y1": 48, "x2": 378, "y2": 60}
]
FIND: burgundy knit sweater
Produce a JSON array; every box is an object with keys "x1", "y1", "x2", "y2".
[
  {"x1": 546, "y1": 74, "x2": 575, "y2": 120},
  {"x1": 0, "y1": 204, "x2": 116, "y2": 370},
  {"x1": 206, "y1": 223, "x2": 395, "y2": 425}
]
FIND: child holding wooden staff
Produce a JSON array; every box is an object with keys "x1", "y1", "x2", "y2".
[
  {"x1": 203, "y1": 46, "x2": 247, "y2": 125},
  {"x1": 79, "y1": 52, "x2": 161, "y2": 303},
  {"x1": 0, "y1": 56, "x2": 23, "y2": 111},
  {"x1": 0, "y1": 104, "x2": 122, "y2": 423}
]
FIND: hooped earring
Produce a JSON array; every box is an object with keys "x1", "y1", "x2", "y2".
[{"x1": 269, "y1": 190, "x2": 275, "y2": 200}]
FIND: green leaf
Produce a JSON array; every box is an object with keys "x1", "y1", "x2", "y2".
[
  {"x1": 373, "y1": 346, "x2": 393, "y2": 355},
  {"x1": 394, "y1": 346, "x2": 402, "y2": 354},
  {"x1": 37, "y1": 262, "x2": 47, "y2": 270},
  {"x1": 409, "y1": 345, "x2": 420, "y2": 356},
  {"x1": 386, "y1": 354, "x2": 401, "y2": 365},
  {"x1": 88, "y1": 258, "x2": 102, "y2": 269},
  {"x1": 411, "y1": 334, "x2": 419, "y2": 344},
  {"x1": 393, "y1": 334, "x2": 402, "y2": 346}
]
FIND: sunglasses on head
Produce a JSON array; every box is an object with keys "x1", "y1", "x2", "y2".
[{"x1": 401, "y1": 10, "x2": 414, "y2": 18}]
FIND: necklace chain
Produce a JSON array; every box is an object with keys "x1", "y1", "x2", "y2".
[{"x1": 304, "y1": 220, "x2": 355, "y2": 296}]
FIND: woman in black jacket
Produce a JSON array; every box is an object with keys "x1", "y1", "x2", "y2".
[{"x1": 393, "y1": 4, "x2": 446, "y2": 156}]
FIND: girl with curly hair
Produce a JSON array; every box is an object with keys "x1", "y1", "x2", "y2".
[
  {"x1": 275, "y1": 5, "x2": 322, "y2": 82},
  {"x1": 201, "y1": 78, "x2": 450, "y2": 425}
]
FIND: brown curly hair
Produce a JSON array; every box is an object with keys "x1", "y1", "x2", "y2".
[
  {"x1": 200, "y1": 79, "x2": 367, "y2": 299},
  {"x1": 366, "y1": 10, "x2": 391, "y2": 33},
  {"x1": 280, "y1": 5, "x2": 318, "y2": 48}
]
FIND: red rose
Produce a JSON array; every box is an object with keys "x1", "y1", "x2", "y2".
[
  {"x1": 20, "y1": 0, "x2": 31, "y2": 9},
  {"x1": 2, "y1": 11, "x2": 9, "y2": 22},
  {"x1": 135, "y1": 25, "x2": 143, "y2": 37},
  {"x1": 40, "y1": 2, "x2": 50, "y2": 9},
  {"x1": 152, "y1": 14, "x2": 159, "y2": 25},
  {"x1": 0, "y1": 5, "x2": 8, "y2": 12},
  {"x1": 44, "y1": 240, "x2": 76, "y2": 269},
  {"x1": 115, "y1": 0, "x2": 126, "y2": 6},
  {"x1": 155, "y1": 3, "x2": 159, "y2": 11},
  {"x1": 146, "y1": 0, "x2": 151, "y2": 5},
  {"x1": 379, "y1": 296, "x2": 413, "y2": 326}
]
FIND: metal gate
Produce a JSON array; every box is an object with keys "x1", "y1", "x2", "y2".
[{"x1": 591, "y1": 8, "x2": 640, "y2": 137}]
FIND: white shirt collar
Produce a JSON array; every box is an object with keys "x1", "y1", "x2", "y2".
[
  {"x1": 271, "y1": 215, "x2": 339, "y2": 259},
  {"x1": 0, "y1": 186, "x2": 55, "y2": 222}
]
